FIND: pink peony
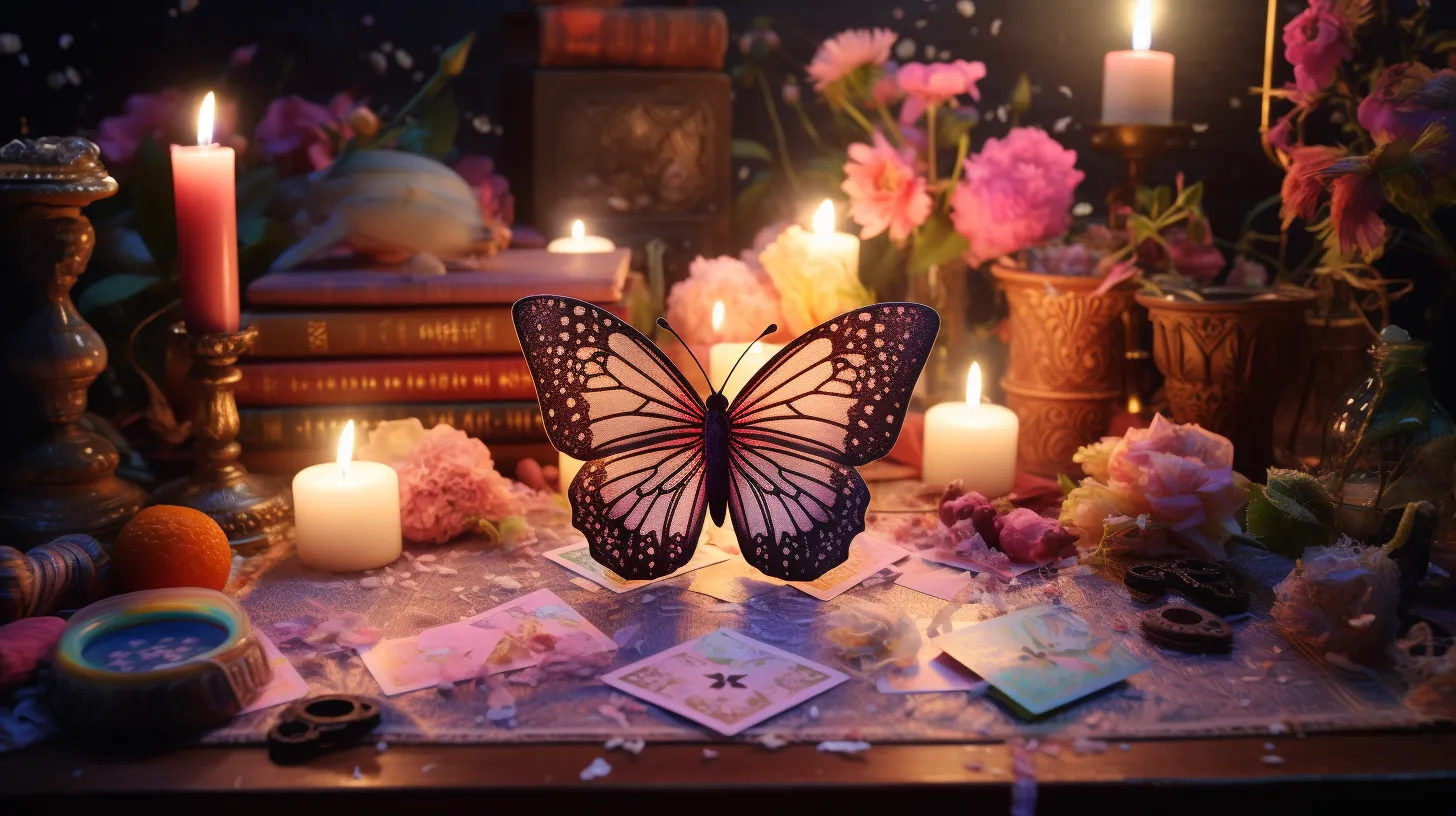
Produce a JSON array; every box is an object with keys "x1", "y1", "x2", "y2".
[
  {"x1": 1283, "y1": 0, "x2": 1352, "y2": 95},
  {"x1": 665, "y1": 255, "x2": 784, "y2": 346},
  {"x1": 950, "y1": 127, "x2": 1084, "y2": 264},
  {"x1": 394, "y1": 425, "x2": 520, "y2": 545},
  {"x1": 254, "y1": 92, "x2": 357, "y2": 173},
  {"x1": 841, "y1": 131, "x2": 932, "y2": 243},
  {"x1": 808, "y1": 28, "x2": 897, "y2": 92},
  {"x1": 895, "y1": 60, "x2": 987, "y2": 125},
  {"x1": 1280, "y1": 144, "x2": 1343, "y2": 228},
  {"x1": 95, "y1": 89, "x2": 239, "y2": 166},
  {"x1": 1328, "y1": 172, "x2": 1386, "y2": 258},
  {"x1": 455, "y1": 154, "x2": 515, "y2": 224}
]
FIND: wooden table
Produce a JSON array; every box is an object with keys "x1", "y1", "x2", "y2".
[{"x1": 5, "y1": 732, "x2": 1455, "y2": 812}]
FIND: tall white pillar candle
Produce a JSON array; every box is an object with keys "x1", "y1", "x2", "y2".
[
  {"x1": 293, "y1": 421, "x2": 402, "y2": 571},
  {"x1": 921, "y1": 363, "x2": 1019, "y2": 497}
]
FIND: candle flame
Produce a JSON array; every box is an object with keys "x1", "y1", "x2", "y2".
[
  {"x1": 337, "y1": 419, "x2": 355, "y2": 479},
  {"x1": 812, "y1": 199, "x2": 836, "y2": 235},
  {"x1": 571, "y1": 219, "x2": 585, "y2": 241},
  {"x1": 1132, "y1": 0, "x2": 1153, "y2": 51},
  {"x1": 966, "y1": 362, "x2": 983, "y2": 405},
  {"x1": 197, "y1": 91, "x2": 216, "y2": 146},
  {"x1": 711, "y1": 301, "x2": 725, "y2": 333}
]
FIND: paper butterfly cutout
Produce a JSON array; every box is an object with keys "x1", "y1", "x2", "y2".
[
  {"x1": 512, "y1": 296, "x2": 939, "y2": 581},
  {"x1": 705, "y1": 673, "x2": 748, "y2": 689}
]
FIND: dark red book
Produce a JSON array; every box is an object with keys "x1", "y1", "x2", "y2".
[
  {"x1": 539, "y1": 7, "x2": 728, "y2": 70},
  {"x1": 235, "y1": 357, "x2": 536, "y2": 406},
  {"x1": 243, "y1": 307, "x2": 521, "y2": 358},
  {"x1": 238, "y1": 402, "x2": 545, "y2": 451}
]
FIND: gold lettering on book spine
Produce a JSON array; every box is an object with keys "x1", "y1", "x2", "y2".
[{"x1": 306, "y1": 320, "x2": 329, "y2": 354}]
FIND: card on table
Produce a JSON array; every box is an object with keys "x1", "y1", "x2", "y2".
[
  {"x1": 359, "y1": 620, "x2": 508, "y2": 696},
  {"x1": 601, "y1": 628, "x2": 849, "y2": 736},
  {"x1": 915, "y1": 547, "x2": 1046, "y2": 580},
  {"x1": 545, "y1": 540, "x2": 730, "y2": 594},
  {"x1": 468, "y1": 588, "x2": 618, "y2": 674},
  {"x1": 241, "y1": 631, "x2": 311, "y2": 712},
  {"x1": 894, "y1": 557, "x2": 973, "y2": 601},
  {"x1": 876, "y1": 619, "x2": 986, "y2": 694},
  {"x1": 786, "y1": 534, "x2": 907, "y2": 601},
  {"x1": 933, "y1": 604, "x2": 1146, "y2": 716}
]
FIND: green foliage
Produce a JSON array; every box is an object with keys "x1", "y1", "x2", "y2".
[
  {"x1": 907, "y1": 212, "x2": 969, "y2": 276},
  {"x1": 732, "y1": 139, "x2": 774, "y2": 162},
  {"x1": 397, "y1": 88, "x2": 459, "y2": 159},
  {"x1": 1245, "y1": 469, "x2": 1337, "y2": 557},
  {"x1": 1009, "y1": 72, "x2": 1032, "y2": 126},
  {"x1": 76, "y1": 272, "x2": 162, "y2": 317}
]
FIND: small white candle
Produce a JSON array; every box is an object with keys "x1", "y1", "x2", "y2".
[
  {"x1": 1102, "y1": 0, "x2": 1175, "y2": 125},
  {"x1": 922, "y1": 363, "x2": 1019, "y2": 497},
  {"x1": 546, "y1": 219, "x2": 616, "y2": 254},
  {"x1": 810, "y1": 199, "x2": 860, "y2": 277},
  {"x1": 293, "y1": 420, "x2": 402, "y2": 572},
  {"x1": 706, "y1": 301, "x2": 784, "y2": 399}
]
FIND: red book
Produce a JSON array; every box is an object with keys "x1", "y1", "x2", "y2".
[
  {"x1": 539, "y1": 7, "x2": 728, "y2": 70},
  {"x1": 235, "y1": 357, "x2": 536, "y2": 406}
]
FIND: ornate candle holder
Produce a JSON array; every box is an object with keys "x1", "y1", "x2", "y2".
[
  {"x1": 1089, "y1": 122, "x2": 1195, "y2": 230},
  {"x1": 0, "y1": 137, "x2": 148, "y2": 547},
  {"x1": 149, "y1": 324, "x2": 293, "y2": 554}
]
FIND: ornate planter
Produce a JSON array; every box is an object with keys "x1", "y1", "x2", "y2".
[
  {"x1": 992, "y1": 263, "x2": 1140, "y2": 477},
  {"x1": 1138, "y1": 287, "x2": 1316, "y2": 478}
]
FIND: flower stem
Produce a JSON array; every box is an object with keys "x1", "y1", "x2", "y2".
[
  {"x1": 841, "y1": 101, "x2": 880, "y2": 139},
  {"x1": 791, "y1": 101, "x2": 826, "y2": 150},
  {"x1": 944, "y1": 133, "x2": 970, "y2": 211},
  {"x1": 754, "y1": 67, "x2": 801, "y2": 199},
  {"x1": 926, "y1": 104, "x2": 938, "y2": 184}
]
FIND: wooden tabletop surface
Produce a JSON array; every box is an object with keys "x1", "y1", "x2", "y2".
[{"x1": 5, "y1": 731, "x2": 1456, "y2": 812}]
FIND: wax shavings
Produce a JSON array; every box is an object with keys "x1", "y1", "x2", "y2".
[
  {"x1": 491, "y1": 576, "x2": 522, "y2": 591},
  {"x1": 421, "y1": 763, "x2": 438, "y2": 774},
  {"x1": 1261, "y1": 755, "x2": 1285, "y2": 765},
  {"x1": 1072, "y1": 738, "x2": 1108, "y2": 755},
  {"x1": 816, "y1": 740, "x2": 871, "y2": 755},
  {"x1": 756, "y1": 733, "x2": 789, "y2": 750},
  {"x1": 376, "y1": 741, "x2": 388, "y2": 752},
  {"x1": 580, "y1": 757, "x2": 612, "y2": 781},
  {"x1": 605, "y1": 737, "x2": 645, "y2": 755},
  {"x1": 352, "y1": 766, "x2": 362, "y2": 780},
  {"x1": 702, "y1": 748, "x2": 719, "y2": 760}
]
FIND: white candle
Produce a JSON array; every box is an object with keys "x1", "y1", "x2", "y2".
[
  {"x1": 810, "y1": 198, "x2": 860, "y2": 278},
  {"x1": 546, "y1": 219, "x2": 616, "y2": 254},
  {"x1": 1102, "y1": 0, "x2": 1175, "y2": 125},
  {"x1": 293, "y1": 420, "x2": 402, "y2": 572},
  {"x1": 706, "y1": 301, "x2": 784, "y2": 399},
  {"x1": 922, "y1": 363, "x2": 1019, "y2": 497}
]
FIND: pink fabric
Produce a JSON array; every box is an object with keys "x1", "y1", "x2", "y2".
[
  {"x1": 896, "y1": 60, "x2": 987, "y2": 124},
  {"x1": 841, "y1": 131, "x2": 932, "y2": 243},
  {"x1": 951, "y1": 127, "x2": 1083, "y2": 264},
  {"x1": 395, "y1": 425, "x2": 520, "y2": 545},
  {"x1": 1283, "y1": 0, "x2": 1351, "y2": 95},
  {"x1": 664, "y1": 255, "x2": 784, "y2": 346},
  {"x1": 0, "y1": 617, "x2": 65, "y2": 692},
  {"x1": 808, "y1": 28, "x2": 897, "y2": 91}
]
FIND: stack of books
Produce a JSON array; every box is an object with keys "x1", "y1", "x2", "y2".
[{"x1": 235, "y1": 248, "x2": 633, "y2": 476}]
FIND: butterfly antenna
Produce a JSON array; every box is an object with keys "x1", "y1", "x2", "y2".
[
  {"x1": 655, "y1": 317, "x2": 714, "y2": 391},
  {"x1": 717, "y1": 324, "x2": 778, "y2": 395}
]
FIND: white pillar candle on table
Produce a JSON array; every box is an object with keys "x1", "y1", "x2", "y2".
[
  {"x1": 546, "y1": 219, "x2": 616, "y2": 254},
  {"x1": 706, "y1": 302, "x2": 784, "y2": 400},
  {"x1": 922, "y1": 363, "x2": 1019, "y2": 497},
  {"x1": 293, "y1": 420, "x2": 402, "y2": 572},
  {"x1": 810, "y1": 198, "x2": 860, "y2": 278},
  {"x1": 1101, "y1": 0, "x2": 1174, "y2": 125}
]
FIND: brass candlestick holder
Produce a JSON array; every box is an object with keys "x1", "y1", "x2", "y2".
[
  {"x1": 149, "y1": 324, "x2": 293, "y2": 554},
  {"x1": 0, "y1": 137, "x2": 148, "y2": 548},
  {"x1": 1090, "y1": 122, "x2": 1195, "y2": 230}
]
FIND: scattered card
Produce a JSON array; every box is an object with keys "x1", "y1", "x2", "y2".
[
  {"x1": 933, "y1": 604, "x2": 1145, "y2": 716},
  {"x1": 241, "y1": 631, "x2": 310, "y2": 712},
  {"x1": 468, "y1": 588, "x2": 618, "y2": 674},
  {"x1": 877, "y1": 620, "x2": 987, "y2": 694},
  {"x1": 602, "y1": 628, "x2": 849, "y2": 736},
  {"x1": 787, "y1": 534, "x2": 907, "y2": 601},
  {"x1": 546, "y1": 540, "x2": 730, "y2": 594},
  {"x1": 895, "y1": 557, "x2": 973, "y2": 601},
  {"x1": 916, "y1": 547, "x2": 1046, "y2": 580},
  {"x1": 359, "y1": 621, "x2": 507, "y2": 696}
]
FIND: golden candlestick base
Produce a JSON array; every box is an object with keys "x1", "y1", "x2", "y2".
[
  {"x1": 1090, "y1": 122, "x2": 1195, "y2": 230},
  {"x1": 149, "y1": 324, "x2": 293, "y2": 554}
]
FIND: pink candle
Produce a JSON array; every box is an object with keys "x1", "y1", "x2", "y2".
[
  {"x1": 1101, "y1": 0, "x2": 1175, "y2": 125},
  {"x1": 171, "y1": 92, "x2": 240, "y2": 335}
]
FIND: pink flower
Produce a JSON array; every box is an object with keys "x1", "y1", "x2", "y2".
[
  {"x1": 996, "y1": 508, "x2": 1078, "y2": 563},
  {"x1": 1328, "y1": 172, "x2": 1386, "y2": 258},
  {"x1": 455, "y1": 154, "x2": 515, "y2": 224},
  {"x1": 1280, "y1": 144, "x2": 1342, "y2": 228},
  {"x1": 896, "y1": 60, "x2": 987, "y2": 124},
  {"x1": 665, "y1": 255, "x2": 784, "y2": 346},
  {"x1": 1267, "y1": 115, "x2": 1295, "y2": 152},
  {"x1": 950, "y1": 127, "x2": 1084, "y2": 264},
  {"x1": 869, "y1": 61, "x2": 904, "y2": 110},
  {"x1": 95, "y1": 89, "x2": 239, "y2": 166},
  {"x1": 1226, "y1": 256, "x2": 1269, "y2": 287},
  {"x1": 254, "y1": 92, "x2": 356, "y2": 173},
  {"x1": 808, "y1": 28, "x2": 897, "y2": 92},
  {"x1": 230, "y1": 43, "x2": 258, "y2": 67},
  {"x1": 841, "y1": 131, "x2": 932, "y2": 243},
  {"x1": 394, "y1": 425, "x2": 520, "y2": 545},
  {"x1": 1357, "y1": 64, "x2": 1456, "y2": 172},
  {"x1": 1165, "y1": 227, "x2": 1225, "y2": 284},
  {"x1": 1283, "y1": 0, "x2": 1352, "y2": 95}
]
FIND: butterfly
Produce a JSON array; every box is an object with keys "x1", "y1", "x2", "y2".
[
  {"x1": 705, "y1": 673, "x2": 748, "y2": 690},
  {"x1": 512, "y1": 296, "x2": 939, "y2": 582}
]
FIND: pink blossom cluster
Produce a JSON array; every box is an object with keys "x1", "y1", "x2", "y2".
[
  {"x1": 393, "y1": 425, "x2": 521, "y2": 545},
  {"x1": 664, "y1": 255, "x2": 784, "y2": 346},
  {"x1": 950, "y1": 127, "x2": 1084, "y2": 264},
  {"x1": 840, "y1": 132, "x2": 932, "y2": 243}
]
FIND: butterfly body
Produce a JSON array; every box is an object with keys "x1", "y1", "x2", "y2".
[{"x1": 512, "y1": 296, "x2": 938, "y2": 582}]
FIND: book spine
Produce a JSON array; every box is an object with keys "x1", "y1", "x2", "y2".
[
  {"x1": 235, "y1": 358, "x2": 536, "y2": 406},
  {"x1": 238, "y1": 402, "x2": 546, "y2": 451},
  {"x1": 538, "y1": 8, "x2": 728, "y2": 70},
  {"x1": 242, "y1": 441, "x2": 558, "y2": 478},
  {"x1": 245, "y1": 309, "x2": 520, "y2": 358}
]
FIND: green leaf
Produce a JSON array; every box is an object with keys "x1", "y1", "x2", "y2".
[
  {"x1": 1009, "y1": 72, "x2": 1033, "y2": 123},
  {"x1": 1245, "y1": 469, "x2": 1337, "y2": 557},
  {"x1": 76, "y1": 272, "x2": 162, "y2": 317},
  {"x1": 398, "y1": 88, "x2": 459, "y2": 159},
  {"x1": 732, "y1": 138, "x2": 774, "y2": 162},
  {"x1": 438, "y1": 32, "x2": 475, "y2": 78},
  {"x1": 732, "y1": 172, "x2": 777, "y2": 241},
  {"x1": 127, "y1": 138, "x2": 177, "y2": 275},
  {"x1": 857, "y1": 233, "x2": 902, "y2": 300},
  {"x1": 1177, "y1": 181, "x2": 1204, "y2": 212},
  {"x1": 907, "y1": 212, "x2": 969, "y2": 275},
  {"x1": 1057, "y1": 473, "x2": 1078, "y2": 495},
  {"x1": 235, "y1": 166, "x2": 279, "y2": 220}
]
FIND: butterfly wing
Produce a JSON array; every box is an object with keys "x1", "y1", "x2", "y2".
[
  {"x1": 512, "y1": 296, "x2": 709, "y2": 578},
  {"x1": 725, "y1": 303, "x2": 939, "y2": 580}
]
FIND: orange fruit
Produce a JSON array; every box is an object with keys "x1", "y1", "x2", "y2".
[{"x1": 115, "y1": 505, "x2": 233, "y2": 592}]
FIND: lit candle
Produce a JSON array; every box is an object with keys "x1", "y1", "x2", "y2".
[
  {"x1": 293, "y1": 420, "x2": 402, "y2": 572},
  {"x1": 810, "y1": 198, "x2": 860, "y2": 278},
  {"x1": 922, "y1": 363, "x2": 1019, "y2": 497},
  {"x1": 707, "y1": 301, "x2": 784, "y2": 400},
  {"x1": 171, "y1": 91, "x2": 240, "y2": 334},
  {"x1": 1101, "y1": 0, "x2": 1175, "y2": 125},
  {"x1": 546, "y1": 219, "x2": 616, "y2": 254}
]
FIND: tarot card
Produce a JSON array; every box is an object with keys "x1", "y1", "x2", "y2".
[
  {"x1": 876, "y1": 620, "x2": 987, "y2": 694},
  {"x1": 467, "y1": 588, "x2": 618, "y2": 674},
  {"x1": 916, "y1": 547, "x2": 1045, "y2": 579},
  {"x1": 894, "y1": 557, "x2": 973, "y2": 601},
  {"x1": 933, "y1": 604, "x2": 1146, "y2": 716},
  {"x1": 602, "y1": 628, "x2": 849, "y2": 736},
  {"x1": 685, "y1": 570, "x2": 786, "y2": 604},
  {"x1": 545, "y1": 540, "x2": 730, "y2": 594},
  {"x1": 241, "y1": 632, "x2": 311, "y2": 713},
  {"x1": 358, "y1": 621, "x2": 507, "y2": 696},
  {"x1": 786, "y1": 534, "x2": 907, "y2": 601}
]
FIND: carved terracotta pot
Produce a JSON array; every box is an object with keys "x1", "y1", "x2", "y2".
[
  {"x1": 992, "y1": 263, "x2": 1140, "y2": 477},
  {"x1": 1138, "y1": 288, "x2": 1317, "y2": 478}
]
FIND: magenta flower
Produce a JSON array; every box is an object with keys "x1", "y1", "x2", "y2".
[
  {"x1": 455, "y1": 154, "x2": 516, "y2": 224},
  {"x1": 254, "y1": 92, "x2": 357, "y2": 173},
  {"x1": 1282, "y1": 0, "x2": 1352, "y2": 95},
  {"x1": 950, "y1": 127, "x2": 1084, "y2": 264},
  {"x1": 665, "y1": 255, "x2": 784, "y2": 346},
  {"x1": 95, "y1": 89, "x2": 239, "y2": 166},
  {"x1": 868, "y1": 61, "x2": 904, "y2": 110},
  {"x1": 1280, "y1": 144, "x2": 1342, "y2": 228},
  {"x1": 841, "y1": 131, "x2": 933, "y2": 243},
  {"x1": 807, "y1": 28, "x2": 897, "y2": 92},
  {"x1": 895, "y1": 60, "x2": 987, "y2": 124},
  {"x1": 1357, "y1": 64, "x2": 1456, "y2": 172}
]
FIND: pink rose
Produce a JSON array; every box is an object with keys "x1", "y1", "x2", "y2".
[
  {"x1": 841, "y1": 130, "x2": 932, "y2": 243},
  {"x1": 394, "y1": 425, "x2": 520, "y2": 545},
  {"x1": 951, "y1": 127, "x2": 1084, "y2": 263},
  {"x1": 665, "y1": 255, "x2": 784, "y2": 346},
  {"x1": 455, "y1": 154, "x2": 515, "y2": 224},
  {"x1": 896, "y1": 60, "x2": 987, "y2": 125},
  {"x1": 996, "y1": 508, "x2": 1078, "y2": 563},
  {"x1": 1283, "y1": 0, "x2": 1352, "y2": 95},
  {"x1": 254, "y1": 92, "x2": 356, "y2": 173}
]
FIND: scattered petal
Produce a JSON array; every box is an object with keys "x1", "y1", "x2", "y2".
[
  {"x1": 757, "y1": 733, "x2": 789, "y2": 750},
  {"x1": 579, "y1": 757, "x2": 612, "y2": 781},
  {"x1": 817, "y1": 740, "x2": 871, "y2": 755},
  {"x1": 702, "y1": 748, "x2": 719, "y2": 760},
  {"x1": 1261, "y1": 755, "x2": 1285, "y2": 765}
]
